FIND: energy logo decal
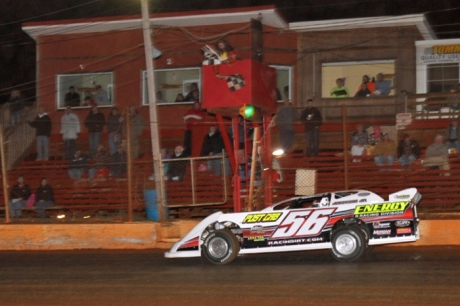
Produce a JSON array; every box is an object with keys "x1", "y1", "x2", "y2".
[
  {"x1": 354, "y1": 201, "x2": 410, "y2": 217},
  {"x1": 242, "y1": 212, "x2": 282, "y2": 223}
]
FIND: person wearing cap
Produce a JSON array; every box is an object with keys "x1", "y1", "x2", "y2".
[
  {"x1": 60, "y1": 107, "x2": 80, "y2": 159},
  {"x1": 107, "y1": 107, "x2": 122, "y2": 155},
  {"x1": 350, "y1": 124, "x2": 369, "y2": 162},
  {"x1": 64, "y1": 86, "x2": 80, "y2": 107},
  {"x1": 422, "y1": 134, "x2": 450, "y2": 175},
  {"x1": 397, "y1": 134, "x2": 421, "y2": 166},
  {"x1": 373, "y1": 132, "x2": 396, "y2": 167},
  {"x1": 93, "y1": 85, "x2": 110, "y2": 105}
]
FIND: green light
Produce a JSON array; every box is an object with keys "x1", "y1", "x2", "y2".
[{"x1": 244, "y1": 105, "x2": 255, "y2": 118}]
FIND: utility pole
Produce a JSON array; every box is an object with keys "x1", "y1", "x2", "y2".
[{"x1": 141, "y1": 0, "x2": 165, "y2": 222}]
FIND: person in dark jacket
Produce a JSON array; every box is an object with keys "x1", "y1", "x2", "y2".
[
  {"x1": 200, "y1": 126, "x2": 228, "y2": 176},
  {"x1": 167, "y1": 145, "x2": 189, "y2": 181},
  {"x1": 84, "y1": 105, "x2": 105, "y2": 157},
  {"x1": 9, "y1": 175, "x2": 31, "y2": 218},
  {"x1": 64, "y1": 86, "x2": 80, "y2": 107},
  {"x1": 35, "y1": 178, "x2": 55, "y2": 218},
  {"x1": 28, "y1": 107, "x2": 52, "y2": 161},
  {"x1": 68, "y1": 149, "x2": 89, "y2": 180},
  {"x1": 9, "y1": 89, "x2": 26, "y2": 127},
  {"x1": 106, "y1": 107, "x2": 122, "y2": 155},
  {"x1": 109, "y1": 145, "x2": 127, "y2": 178},
  {"x1": 300, "y1": 99, "x2": 322, "y2": 157},
  {"x1": 397, "y1": 134, "x2": 421, "y2": 166}
]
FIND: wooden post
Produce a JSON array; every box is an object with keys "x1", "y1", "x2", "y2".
[
  {"x1": 342, "y1": 104, "x2": 349, "y2": 190},
  {"x1": 0, "y1": 125, "x2": 10, "y2": 223}
]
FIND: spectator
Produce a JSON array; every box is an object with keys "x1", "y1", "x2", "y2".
[
  {"x1": 300, "y1": 99, "x2": 322, "y2": 157},
  {"x1": 94, "y1": 85, "x2": 110, "y2": 105},
  {"x1": 422, "y1": 134, "x2": 450, "y2": 175},
  {"x1": 446, "y1": 119, "x2": 460, "y2": 154},
  {"x1": 121, "y1": 105, "x2": 145, "y2": 159},
  {"x1": 330, "y1": 78, "x2": 350, "y2": 98},
  {"x1": 64, "y1": 86, "x2": 80, "y2": 107},
  {"x1": 183, "y1": 102, "x2": 206, "y2": 156},
  {"x1": 28, "y1": 107, "x2": 52, "y2": 161},
  {"x1": 84, "y1": 105, "x2": 105, "y2": 157},
  {"x1": 83, "y1": 90, "x2": 96, "y2": 106},
  {"x1": 397, "y1": 134, "x2": 421, "y2": 166},
  {"x1": 201, "y1": 126, "x2": 228, "y2": 176},
  {"x1": 68, "y1": 149, "x2": 89, "y2": 180},
  {"x1": 373, "y1": 132, "x2": 397, "y2": 166},
  {"x1": 89, "y1": 144, "x2": 110, "y2": 180},
  {"x1": 107, "y1": 107, "x2": 122, "y2": 155},
  {"x1": 185, "y1": 83, "x2": 199, "y2": 102},
  {"x1": 60, "y1": 107, "x2": 80, "y2": 160},
  {"x1": 109, "y1": 145, "x2": 127, "y2": 178},
  {"x1": 8, "y1": 89, "x2": 26, "y2": 127},
  {"x1": 156, "y1": 91, "x2": 166, "y2": 103},
  {"x1": 355, "y1": 75, "x2": 375, "y2": 97},
  {"x1": 213, "y1": 39, "x2": 237, "y2": 77},
  {"x1": 374, "y1": 73, "x2": 391, "y2": 96},
  {"x1": 167, "y1": 145, "x2": 189, "y2": 181},
  {"x1": 35, "y1": 178, "x2": 55, "y2": 218},
  {"x1": 351, "y1": 124, "x2": 369, "y2": 162},
  {"x1": 9, "y1": 175, "x2": 31, "y2": 218},
  {"x1": 275, "y1": 99, "x2": 299, "y2": 152},
  {"x1": 175, "y1": 93, "x2": 185, "y2": 102}
]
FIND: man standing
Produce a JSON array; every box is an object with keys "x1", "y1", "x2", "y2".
[
  {"x1": 200, "y1": 126, "x2": 227, "y2": 176},
  {"x1": 121, "y1": 105, "x2": 145, "y2": 159},
  {"x1": 300, "y1": 99, "x2": 322, "y2": 157},
  {"x1": 84, "y1": 105, "x2": 105, "y2": 157},
  {"x1": 275, "y1": 99, "x2": 299, "y2": 152},
  {"x1": 60, "y1": 107, "x2": 80, "y2": 159},
  {"x1": 64, "y1": 86, "x2": 80, "y2": 107},
  {"x1": 28, "y1": 107, "x2": 52, "y2": 161}
]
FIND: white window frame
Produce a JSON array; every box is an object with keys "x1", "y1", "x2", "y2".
[{"x1": 270, "y1": 65, "x2": 293, "y2": 102}]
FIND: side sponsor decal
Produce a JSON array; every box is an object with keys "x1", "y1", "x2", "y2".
[
  {"x1": 267, "y1": 237, "x2": 324, "y2": 246},
  {"x1": 396, "y1": 227, "x2": 412, "y2": 235},
  {"x1": 354, "y1": 201, "x2": 410, "y2": 217},
  {"x1": 395, "y1": 220, "x2": 411, "y2": 227},
  {"x1": 373, "y1": 221, "x2": 391, "y2": 229},
  {"x1": 373, "y1": 229, "x2": 391, "y2": 236},
  {"x1": 242, "y1": 212, "x2": 282, "y2": 223}
]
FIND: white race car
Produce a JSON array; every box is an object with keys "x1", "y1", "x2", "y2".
[{"x1": 165, "y1": 188, "x2": 421, "y2": 264}]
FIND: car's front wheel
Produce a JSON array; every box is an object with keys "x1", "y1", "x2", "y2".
[
  {"x1": 330, "y1": 226, "x2": 366, "y2": 261},
  {"x1": 202, "y1": 229, "x2": 240, "y2": 265}
]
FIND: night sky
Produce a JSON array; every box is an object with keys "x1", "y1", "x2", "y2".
[{"x1": 1, "y1": 0, "x2": 459, "y2": 103}]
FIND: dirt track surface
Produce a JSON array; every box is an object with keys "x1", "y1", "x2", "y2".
[{"x1": 0, "y1": 246, "x2": 459, "y2": 305}]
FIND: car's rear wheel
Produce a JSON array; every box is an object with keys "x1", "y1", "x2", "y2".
[
  {"x1": 202, "y1": 229, "x2": 240, "y2": 265},
  {"x1": 330, "y1": 226, "x2": 366, "y2": 261}
]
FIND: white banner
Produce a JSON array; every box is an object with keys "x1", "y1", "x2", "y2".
[{"x1": 416, "y1": 44, "x2": 460, "y2": 65}]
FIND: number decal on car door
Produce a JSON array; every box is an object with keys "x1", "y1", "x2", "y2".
[{"x1": 271, "y1": 208, "x2": 336, "y2": 239}]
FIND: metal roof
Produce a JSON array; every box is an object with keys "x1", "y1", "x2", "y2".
[
  {"x1": 289, "y1": 14, "x2": 436, "y2": 40},
  {"x1": 22, "y1": 6, "x2": 288, "y2": 40}
]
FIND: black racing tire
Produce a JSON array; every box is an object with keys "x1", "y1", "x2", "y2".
[
  {"x1": 202, "y1": 229, "x2": 240, "y2": 265},
  {"x1": 330, "y1": 226, "x2": 366, "y2": 262}
]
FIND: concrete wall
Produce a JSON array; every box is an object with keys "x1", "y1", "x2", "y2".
[{"x1": 0, "y1": 220, "x2": 457, "y2": 250}]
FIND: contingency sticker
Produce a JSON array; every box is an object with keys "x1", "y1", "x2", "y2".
[{"x1": 354, "y1": 201, "x2": 410, "y2": 217}]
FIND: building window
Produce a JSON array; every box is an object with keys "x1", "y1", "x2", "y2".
[
  {"x1": 142, "y1": 68, "x2": 201, "y2": 105},
  {"x1": 57, "y1": 72, "x2": 113, "y2": 109},
  {"x1": 271, "y1": 65, "x2": 292, "y2": 102},
  {"x1": 427, "y1": 63, "x2": 459, "y2": 93},
  {"x1": 322, "y1": 60, "x2": 395, "y2": 98}
]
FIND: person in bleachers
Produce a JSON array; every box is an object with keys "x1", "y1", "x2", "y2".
[
  {"x1": 64, "y1": 86, "x2": 80, "y2": 107},
  {"x1": 201, "y1": 126, "x2": 228, "y2": 176},
  {"x1": 89, "y1": 144, "x2": 110, "y2": 180},
  {"x1": 93, "y1": 85, "x2": 110, "y2": 106},
  {"x1": 354, "y1": 75, "x2": 375, "y2": 97},
  {"x1": 422, "y1": 134, "x2": 450, "y2": 175},
  {"x1": 107, "y1": 107, "x2": 122, "y2": 156},
  {"x1": 60, "y1": 106, "x2": 81, "y2": 160},
  {"x1": 330, "y1": 78, "x2": 350, "y2": 98},
  {"x1": 35, "y1": 178, "x2": 55, "y2": 218},
  {"x1": 84, "y1": 105, "x2": 105, "y2": 157},
  {"x1": 373, "y1": 132, "x2": 396, "y2": 166},
  {"x1": 300, "y1": 99, "x2": 322, "y2": 157},
  {"x1": 8, "y1": 89, "x2": 26, "y2": 127},
  {"x1": 167, "y1": 145, "x2": 189, "y2": 181},
  {"x1": 120, "y1": 105, "x2": 145, "y2": 159},
  {"x1": 275, "y1": 99, "x2": 299, "y2": 152},
  {"x1": 175, "y1": 93, "x2": 185, "y2": 102},
  {"x1": 68, "y1": 149, "x2": 89, "y2": 181},
  {"x1": 351, "y1": 124, "x2": 369, "y2": 162},
  {"x1": 9, "y1": 175, "x2": 31, "y2": 218},
  {"x1": 374, "y1": 73, "x2": 391, "y2": 96},
  {"x1": 446, "y1": 119, "x2": 460, "y2": 154},
  {"x1": 28, "y1": 107, "x2": 52, "y2": 161},
  {"x1": 184, "y1": 83, "x2": 199, "y2": 102},
  {"x1": 109, "y1": 145, "x2": 127, "y2": 178},
  {"x1": 183, "y1": 102, "x2": 206, "y2": 156},
  {"x1": 397, "y1": 134, "x2": 421, "y2": 166}
]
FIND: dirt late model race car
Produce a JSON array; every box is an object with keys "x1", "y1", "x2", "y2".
[{"x1": 165, "y1": 188, "x2": 421, "y2": 265}]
